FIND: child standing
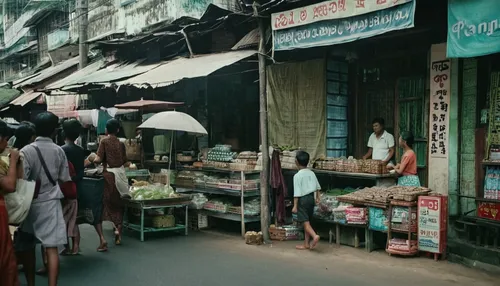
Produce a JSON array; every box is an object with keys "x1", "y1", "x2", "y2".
[{"x1": 292, "y1": 151, "x2": 321, "y2": 250}]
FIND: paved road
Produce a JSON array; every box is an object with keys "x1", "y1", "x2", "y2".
[{"x1": 21, "y1": 224, "x2": 497, "y2": 286}]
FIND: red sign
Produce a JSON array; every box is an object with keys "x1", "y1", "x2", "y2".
[{"x1": 478, "y1": 202, "x2": 500, "y2": 221}]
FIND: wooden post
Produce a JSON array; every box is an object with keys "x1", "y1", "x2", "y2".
[{"x1": 257, "y1": 13, "x2": 270, "y2": 242}]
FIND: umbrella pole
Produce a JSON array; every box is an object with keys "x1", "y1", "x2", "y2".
[{"x1": 168, "y1": 129, "x2": 174, "y2": 176}]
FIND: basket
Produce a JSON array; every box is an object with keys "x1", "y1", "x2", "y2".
[
  {"x1": 175, "y1": 178, "x2": 195, "y2": 189},
  {"x1": 269, "y1": 226, "x2": 303, "y2": 241},
  {"x1": 245, "y1": 231, "x2": 263, "y2": 245},
  {"x1": 177, "y1": 154, "x2": 193, "y2": 162},
  {"x1": 152, "y1": 215, "x2": 175, "y2": 228}
]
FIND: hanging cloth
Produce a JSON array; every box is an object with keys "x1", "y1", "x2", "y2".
[
  {"x1": 97, "y1": 110, "x2": 112, "y2": 135},
  {"x1": 270, "y1": 149, "x2": 286, "y2": 225}
]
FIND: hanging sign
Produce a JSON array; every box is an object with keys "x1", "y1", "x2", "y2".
[
  {"x1": 447, "y1": 0, "x2": 500, "y2": 58},
  {"x1": 429, "y1": 58, "x2": 450, "y2": 158},
  {"x1": 273, "y1": 0, "x2": 415, "y2": 51},
  {"x1": 271, "y1": 0, "x2": 412, "y2": 31}
]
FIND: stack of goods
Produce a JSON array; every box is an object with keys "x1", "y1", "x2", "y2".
[
  {"x1": 387, "y1": 238, "x2": 418, "y2": 254},
  {"x1": 345, "y1": 159, "x2": 364, "y2": 173},
  {"x1": 205, "y1": 145, "x2": 237, "y2": 168},
  {"x1": 484, "y1": 167, "x2": 500, "y2": 200},
  {"x1": 368, "y1": 207, "x2": 388, "y2": 232},
  {"x1": 230, "y1": 151, "x2": 258, "y2": 171},
  {"x1": 337, "y1": 186, "x2": 431, "y2": 208},
  {"x1": 176, "y1": 171, "x2": 206, "y2": 189},
  {"x1": 331, "y1": 203, "x2": 353, "y2": 224},
  {"x1": 228, "y1": 198, "x2": 260, "y2": 216},
  {"x1": 188, "y1": 213, "x2": 208, "y2": 230},
  {"x1": 313, "y1": 188, "x2": 355, "y2": 220},
  {"x1": 177, "y1": 153, "x2": 194, "y2": 163},
  {"x1": 345, "y1": 207, "x2": 367, "y2": 224},
  {"x1": 245, "y1": 231, "x2": 264, "y2": 245},
  {"x1": 363, "y1": 159, "x2": 388, "y2": 174},
  {"x1": 203, "y1": 199, "x2": 231, "y2": 213},
  {"x1": 391, "y1": 206, "x2": 417, "y2": 232},
  {"x1": 315, "y1": 158, "x2": 337, "y2": 171},
  {"x1": 150, "y1": 169, "x2": 176, "y2": 185},
  {"x1": 280, "y1": 150, "x2": 299, "y2": 170},
  {"x1": 189, "y1": 193, "x2": 208, "y2": 209},
  {"x1": 269, "y1": 225, "x2": 304, "y2": 241},
  {"x1": 130, "y1": 180, "x2": 183, "y2": 200}
]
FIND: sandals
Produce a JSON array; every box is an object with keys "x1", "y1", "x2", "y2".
[
  {"x1": 97, "y1": 242, "x2": 108, "y2": 252},
  {"x1": 114, "y1": 230, "x2": 122, "y2": 246},
  {"x1": 35, "y1": 267, "x2": 47, "y2": 276}
]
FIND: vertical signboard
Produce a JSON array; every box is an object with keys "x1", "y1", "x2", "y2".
[
  {"x1": 428, "y1": 43, "x2": 450, "y2": 195},
  {"x1": 418, "y1": 195, "x2": 447, "y2": 255}
]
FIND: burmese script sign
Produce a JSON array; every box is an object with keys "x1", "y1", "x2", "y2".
[
  {"x1": 273, "y1": 0, "x2": 415, "y2": 51},
  {"x1": 271, "y1": 0, "x2": 412, "y2": 31},
  {"x1": 448, "y1": 0, "x2": 500, "y2": 57}
]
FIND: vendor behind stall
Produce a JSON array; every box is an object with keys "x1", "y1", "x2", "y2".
[
  {"x1": 362, "y1": 118, "x2": 395, "y2": 165},
  {"x1": 392, "y1": 131, "x2": 420, "y2": 187}
]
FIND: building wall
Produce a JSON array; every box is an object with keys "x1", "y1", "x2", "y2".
[{"x1": 69, "y1": 0, "x2": 236, "y2": 41}]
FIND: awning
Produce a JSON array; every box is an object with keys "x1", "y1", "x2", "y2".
[
  {"x1": 0, "y1": 88, "x2": 21, "y2": 107},
  {"x1": 46, "y1": 94, "x2": 80, "y2": 118},
  {"x1": 46, "y1": 59, "x2": 160, "y2": 90},
  {"x1": 118, "y1": 50, "x2": 257, "y2": 88},
  {"x1": 46, "y1": 60, "x2": 104, "y2": 90},
  {"x1": 10, "y1": 91, "x2": 44, "y2": 106},
  {"x1": 15, "y1": 56, "x2": 79, "y2": 88}
]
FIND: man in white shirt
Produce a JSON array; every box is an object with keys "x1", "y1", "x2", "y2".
[{"x1": 362, "y1": 118, "x2": 395, "y2": 165}]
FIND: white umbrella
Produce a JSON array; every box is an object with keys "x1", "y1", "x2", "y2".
[
  {"x1": 137, "y1": 111, "x2": 207, "y2": 171},
  {"x1": 137, "y1": 111, "x2": 207, "y2": 135}
]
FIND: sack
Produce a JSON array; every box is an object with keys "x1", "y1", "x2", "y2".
[
  {"x1": 5, "y1": 179, "x2": 36, "y2": 224},
  {"x1": 59, "y1": 161, "x2": 77, "y2": 199}
]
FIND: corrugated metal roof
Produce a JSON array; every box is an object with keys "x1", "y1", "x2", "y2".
[
  {"x1": 10, "y1": 91, "x2": 44, "y2": 106},
  {"x1": 232, "y1": 28, "x2": 259, "y2": 50},
  {"x1": 15, "y1": 56, "x2": 79, "y2": 88},
  {"x1": 118, "y1": 50, "x2": 257, "y2": 87}
]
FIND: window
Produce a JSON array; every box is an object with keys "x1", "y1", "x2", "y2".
[{"x1": 326, "y1": 59, "x2": 349, "y2": 157}]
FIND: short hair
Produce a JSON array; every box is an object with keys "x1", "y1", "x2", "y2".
[
  {"x1": 0, "y1": 119, "x2": 10, "y2": 139},
  {"x1": 63, "y1": 119, "x2": 82, "y2": 141},
  {"x1": 295, "y1": 150, "x2": 310, "y2": 167},
  {"x1": 34, "y1": 112, "x2": 59, "y2": 137},
  {"x1": 14, "y1": 122, "x2": 35, "y2": 149},
  {"x1": 400, "y1": 131, "x2": 415, "y2": 148},
  {"x1": 106, "y1": 119, "x2": 120, "y2": 135},
  {"x1": 372, "y1": 117, "x2": 385, "y2": 126}
]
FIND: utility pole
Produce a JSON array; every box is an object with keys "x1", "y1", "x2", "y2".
[
  {"x1": 77, "y1": 0, "x2": 88, "y2": 69},
  {"x1": 254, "y1": 3, "x2": 270, "y2": 242}
]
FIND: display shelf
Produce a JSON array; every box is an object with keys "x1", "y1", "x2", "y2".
[
  {"x1": 177, "y1": 165, "x2": 260, "y2": 175},
  {"x1": 199, "y1": 210, "x2": 260, "y2": 223},
  {"x1": 176, "y1": 187, "x2": 260, "y2": 197},
  {"x1": 283, "y1": 169, "x2": 397, "y2": 187},
  {"x1": 481, "y1": 161, "x2": 500, "y2": 167},
  {"x1": 386, "y1": 200, "x2": 418, "y2": 257}
]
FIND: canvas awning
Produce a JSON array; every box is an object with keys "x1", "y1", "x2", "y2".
[
  {"x1": 46, "y1": 59, "x2": 160, "y2": 90},
  {"x1": 117, "y1": 50, "x2": 257, "y2": 88}
]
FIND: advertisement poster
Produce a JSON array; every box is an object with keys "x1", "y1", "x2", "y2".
[{"x1": 418, "y1": 197, "x2": 441, "y2": 253}]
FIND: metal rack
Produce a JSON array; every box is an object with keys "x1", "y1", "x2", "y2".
[{"x1": 176, "y1": 167, "x2": 261, "y2": 237}]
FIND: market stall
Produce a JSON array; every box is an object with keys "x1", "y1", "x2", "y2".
[
  {"x1": 312, "y1": 185, "x2": 432, "y2": 254},
  {"x1": 175, "y1": 146, "x2": 261, "y2": 237}
]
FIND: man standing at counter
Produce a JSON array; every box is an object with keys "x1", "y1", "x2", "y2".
[{"x1": 362, "y1": 118, "x2": 395, "y2": 165}]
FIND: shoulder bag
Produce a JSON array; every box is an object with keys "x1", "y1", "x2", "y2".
[{"x1": 33, "y1": 145, "x2": 77, "y2": 200}]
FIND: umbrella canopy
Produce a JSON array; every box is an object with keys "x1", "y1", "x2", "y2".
[
  {"x1": 137, "y1": 111, "x2": 207, "y2": 135},
  {"x1": 114, "y1": 99, "x2": 184, "y2": 112}
]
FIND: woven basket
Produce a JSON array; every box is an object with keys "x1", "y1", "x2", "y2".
[{"x1": 152, "y1": 215, "x2": 175, "y2": 228}]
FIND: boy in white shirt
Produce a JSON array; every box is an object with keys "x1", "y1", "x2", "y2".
[{"x1": 292, "y1": 151, "x2": 321, "y2": 250}]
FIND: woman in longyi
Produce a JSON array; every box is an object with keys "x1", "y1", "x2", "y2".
[{"x1": 0, "y1": 119, "x2": 21, "y2": 286}]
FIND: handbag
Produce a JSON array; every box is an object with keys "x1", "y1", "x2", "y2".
[
  {"x1": 5, "y1": 179, "x2": 36, "y2": 225},
  {"x1": 33, "y1": 146, "x2": 77, "y2": 200},
  {"x1": 59, "y1": 161, "x2": 77, "y2": 200}
]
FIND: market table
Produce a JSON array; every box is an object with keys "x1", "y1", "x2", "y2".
[
  {"x1": 312, "y1": 169, "x2": 397, "y2": 187},
  {"x1": 123, "y1": 196, "x2": 191, "y2": 242}
]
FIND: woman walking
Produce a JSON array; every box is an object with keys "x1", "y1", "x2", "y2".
[
  {"x1": 0, "y1": 119, "x2": 21, "y2": 286},
  {"x1": 89, "y1": 119, "x2": 130, "y2": 247}
]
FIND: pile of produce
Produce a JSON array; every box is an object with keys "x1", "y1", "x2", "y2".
[
  {"x1": 207, "y1": 145, "x2": 237, "y2": 162},
  {"x1": 314, "y1": 188, "x2": 356, "y2": 221},
  {"x1": 337, "y1": 186, "x2": 431, "y2": 206},
  {"x1": 130, "y1": 180, "x2": 181, "y2": 200}
]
